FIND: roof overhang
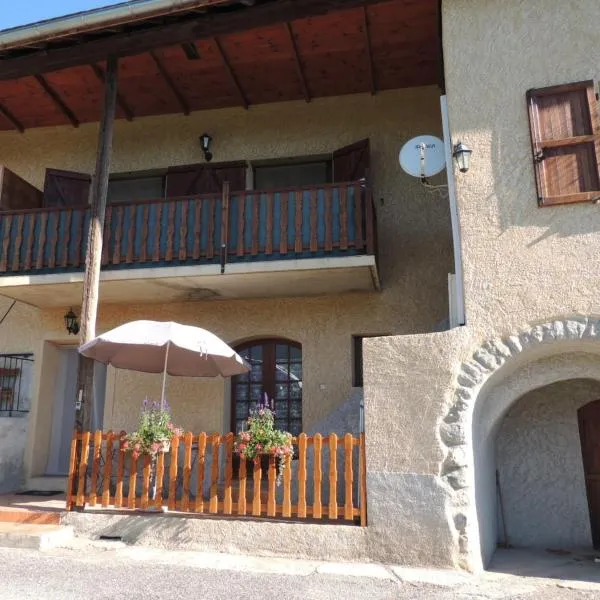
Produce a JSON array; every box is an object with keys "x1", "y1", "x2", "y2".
[
  {"x1": 0, "y1": 0, "x2": 440, "y2": 131},
  {"x1": 0, "y1": 0, "x2": 235, "y2": 53}
]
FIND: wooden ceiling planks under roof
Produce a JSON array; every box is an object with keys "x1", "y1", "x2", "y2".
[{"x1": 0, "y1": 0, "x2": 439, "y2": 132}]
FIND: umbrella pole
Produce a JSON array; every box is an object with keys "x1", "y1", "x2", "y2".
[{"x1": 160, "y1": 341, "x2": 170, "y2": 410}]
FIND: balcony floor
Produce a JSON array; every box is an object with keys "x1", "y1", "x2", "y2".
[{"x1": 0, "y1": 255, "x2": 379, "y2": 308}]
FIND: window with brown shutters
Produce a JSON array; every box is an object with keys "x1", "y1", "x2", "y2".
[{"x1": 527, "y1": 80, "x2": 600, "y2": 206}]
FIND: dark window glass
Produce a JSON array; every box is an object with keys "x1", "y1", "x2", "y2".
[{"x1": 231, "y1": 339, "x2": 302, "y2": 434}]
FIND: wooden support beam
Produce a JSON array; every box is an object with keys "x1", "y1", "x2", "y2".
[
  {"x1": 0, "y1": 102, "x2": 24, "y2": 133},
  {"x1": 70, "y1": 56, "x2": 119, "y2": 511},
  {"x1": 34, "y1": 74, "x2": 80, "y2": 127},
  {"x1": 362, "y1": 7, "x2": 376, "y2": 95},
  {"x1": 149, "y1": 51, "x2": 190, "y2": 115},
  {"x1": 90, "y1": 63, "x2": 134, "y2": 121},
  {"x1": 0, "y1": 0, "x2": 388, "y2": 81},
  {"x1": 284, "y1": 22, "x2": 310, "y2": 103},
  {"x1": 213, "y1": 37, "x2": 248, "y2": 110}
]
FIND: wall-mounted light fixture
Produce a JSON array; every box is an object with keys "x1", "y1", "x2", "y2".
[
  {"x1": 452, "y1": 141, "x2": 472, "y2": 173},
  {"x1": 64, "y1": 308, "x2": 79, "y2": 336},
  {"x1": 199, "y1": 133, "x2": 213, "y2": 162}
]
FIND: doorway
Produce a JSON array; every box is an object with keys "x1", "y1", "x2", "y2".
[
  {"x1": 45, "y1": 348, "x2": 107, "y2": 476},
  {"x1": 578, "y1": 399, "x2": 600, "y2": 549}
]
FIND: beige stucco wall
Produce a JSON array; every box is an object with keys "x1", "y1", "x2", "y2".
[
  {"x1": 444, "y1": 0, "x2": 600, "y2": 342},
  {"x1": 0, "y1": 87, "x2": 454, "y2": 484}
]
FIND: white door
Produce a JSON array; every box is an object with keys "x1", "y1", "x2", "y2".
[{"x1": 46, "y1": 349, "x2": 106, "y2": 475}]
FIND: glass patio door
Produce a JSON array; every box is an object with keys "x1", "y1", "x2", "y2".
[{"x1": 231, "y1": 339, "x2": 302, "y2": 436}]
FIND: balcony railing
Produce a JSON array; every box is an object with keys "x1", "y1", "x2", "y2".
[
  {"x1": 66, "y1": 429, "x2": 367, "y2": 525},
  {"x1": 0, "y1": 181, "x2": 375, "y2": 275}
]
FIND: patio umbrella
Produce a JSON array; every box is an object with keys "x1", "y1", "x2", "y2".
[{"x1": 79, "y1": 320, "x2": 249, "y2": 407}]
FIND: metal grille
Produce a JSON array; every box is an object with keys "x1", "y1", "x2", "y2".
[{"x1": 0, "y1": 354, "x2": 33, "y2": 417}]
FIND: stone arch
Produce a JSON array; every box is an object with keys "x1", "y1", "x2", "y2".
[{"x1": 439, "y1": 316, "x2": 600, "y2": 570}]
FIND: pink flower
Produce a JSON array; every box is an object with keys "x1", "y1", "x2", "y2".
[
  {"x1": 132, "y1": 451, "x2": 140, "y2": 460},
  {"x1": 134, "y1": 443, "x2": 141, "y2": 451},
  {"x1": 151, "y1": 442, "x2": 161, "y2": 452},
  {"x1": 256, "y1": 444, "x2": 263, "y2": 451},
  {"x1": 238, "y1": 443, "x2": 246, "y2": 452},
  {"x1": 121, "y1": 441, "x2": 129, "y2": 450}
]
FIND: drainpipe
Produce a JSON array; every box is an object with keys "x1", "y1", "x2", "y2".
[{"x1": 440, "y1": 95, "x2": 466, "y2": 326}]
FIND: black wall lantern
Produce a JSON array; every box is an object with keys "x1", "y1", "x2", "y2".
[
  {"x1": 453, "y1": 141, "x2": 472, "y2": 173},
  {"x1": 200, "y1": 133, "x2": 213, "y2": 162},
  {"x1": 64, "y1": 308, "x2": 80, "y2": 336}
]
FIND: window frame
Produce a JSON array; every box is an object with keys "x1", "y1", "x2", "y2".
[
  {"x1": 527, "y1": 80, "x2": 600, "y2": 206},
  {"x1": 230, "y1": 338, "x2": 302, "y2": 435},
  {"x1": 0, "y1": 353, "x2": 33, "y2": 417}
]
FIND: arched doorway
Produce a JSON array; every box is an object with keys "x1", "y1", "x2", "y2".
[
  {"x1": 231, "y1": 339, "x2": 302, "y2": 435},
  {"x1": 493, "y1": 379, "x2": 598, "y2": 552}
]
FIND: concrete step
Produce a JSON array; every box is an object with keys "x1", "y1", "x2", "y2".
[
  {"x1": 0, "y1": 523, "x2": 73, "y2": 550},
  {"x1": 0, "y1": 509, "x2": 61, "y2": 526}
]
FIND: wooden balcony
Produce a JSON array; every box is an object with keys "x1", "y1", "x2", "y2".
[
  {"x1": 66, "y1": 430, "x2": 367, "y2": 526},
  {"x1": 0, "y1": 181, "x2": 378, "y2": 306}
]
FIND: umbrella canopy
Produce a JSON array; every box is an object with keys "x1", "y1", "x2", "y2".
[{"x1": 79, "y1": 320, "x2": 249, "y2": 378}]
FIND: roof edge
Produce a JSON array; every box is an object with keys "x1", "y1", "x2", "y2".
[{"x1": 0, "y1": 0, "x2": 236, "y2": 52}]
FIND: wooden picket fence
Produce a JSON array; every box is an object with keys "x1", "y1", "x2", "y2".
[{"x1": 66, "y1": 431, "x2": 367, "y2": 526}]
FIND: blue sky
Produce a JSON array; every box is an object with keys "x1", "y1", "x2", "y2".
[{"x1": 0, "y1": 1, "x2": 121, "y2": 31}]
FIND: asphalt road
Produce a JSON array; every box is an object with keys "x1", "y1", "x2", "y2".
[{"x1": 0, "y1": 546, "x2": 598, "y2": 600}]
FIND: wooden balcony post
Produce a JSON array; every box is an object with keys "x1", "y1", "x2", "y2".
[
  {"x1": 220, "y1": 181, "x2": 230, "y2": 273},
  {"x1": 70, "y1": 55, "x2": 118, "y2": 511}
]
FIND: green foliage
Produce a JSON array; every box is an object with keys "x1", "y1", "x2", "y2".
[
  {"x1": 121, "y1": 399, "x2": 183, "y2": 459},
  {"x1": 235, "y1": 406, "x2": 293, "y2": 482}
]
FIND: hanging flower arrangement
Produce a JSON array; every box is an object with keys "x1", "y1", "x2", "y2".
[
  {"x1": 234, "y1": 394, "x2": 293, "y2": 483},
  {"x1": 121, "y1": 399, "x2": 183, "y2": 460}
]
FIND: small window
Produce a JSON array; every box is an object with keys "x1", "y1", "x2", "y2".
[
  {"x1": 527, "y1": 80, "x2": 600, "y2": 206},
  {"x1": 253, "y1": 159, "x2": 331, "y2": 190},
  {"x1": 0, "y1": 354, "x2": 33, "y2": 417},
  {"x1": 108, "y1": 174, "x2": 165, "y2": 203}
]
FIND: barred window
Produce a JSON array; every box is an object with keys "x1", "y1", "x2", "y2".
[{"x1": 0, "y1": 354, "x2": 33, "y2": 417}]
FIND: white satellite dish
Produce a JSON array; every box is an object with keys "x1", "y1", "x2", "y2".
[{"x1": 399, "y1": 135, "x2": 446, "y2": 179}]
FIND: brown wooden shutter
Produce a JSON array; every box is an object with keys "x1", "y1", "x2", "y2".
[
  {"x1": 165, "y1": 161, "x2": 246, "y2": 196},
  {"x1": 332, "y1": 139, "x2": 370, "y2": 183},
  {"x1": 43, "y1": 168, "x2": 91, "y2": 208},
  {"x1": 527, "y1": 81, "x2": 600, "y2": 206}
]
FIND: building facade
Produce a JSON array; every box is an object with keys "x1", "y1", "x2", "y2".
[{"x1": 1, "y1": 0, "x2": 599, "y2": 572}]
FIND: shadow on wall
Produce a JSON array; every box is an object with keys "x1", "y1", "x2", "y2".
[{"x1": 0, "y1": 417, "x2": 28, "y2": 493}]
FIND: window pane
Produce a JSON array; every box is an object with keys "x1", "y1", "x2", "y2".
[
  {"x1": 290, "y1": 382, "x2": 302, "y2": 399},
  {"x1": 275, "y1": 383, "x2": 288, "y2": 400},
  {"x1": 250, "y1": 364, "x2": 263, "y2": 382},
  {"x1": 275, "y1": 365, "x2": 289, "y2": 381},
  {"x1": 254, "y1": 162, "x2": 329, "y2": 190},
  {"x1": 250, "y1": 384, "x2": 262, "y2": 401},
  {"x1": 290, "y1": 363, "x2": 302, "y2": 381},
  {"x1": 235, "y1": 386, "x2": 248, "y2": 401},
  {"x1": 108, "y1": 175, "x2": 164, "y2": 203},
  {"x1": 275, "y1": 344, "x2": 289, "y2": 363},
  {"x1": 290, "y1": 400, "x2": 302, "y2": 419}
]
